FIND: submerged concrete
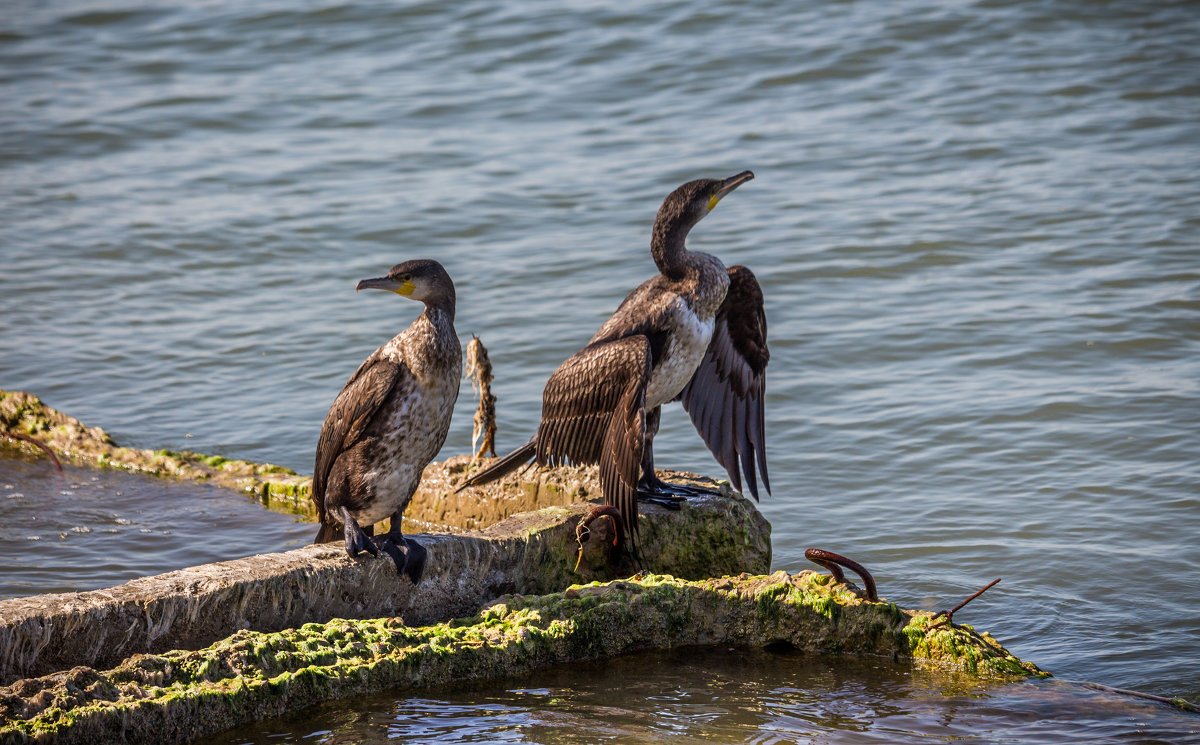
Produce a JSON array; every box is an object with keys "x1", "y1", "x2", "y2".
[
  {"x1": 1, "y1": 390, "x2": 312, "y2": 516},
  {"x1": 0, "y1": 571, "x2": 1045, "y2": 745}
]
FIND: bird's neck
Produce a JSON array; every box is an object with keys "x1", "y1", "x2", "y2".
[
  {"x1": 651, "y1": 220, "x2": 697, "y2": 278},
  {"x1": 397, "y1": 303, "x2": 459, "y2": 384},
  {"x1": 422, "y1": 289, "x2": 456, "y2": 325}
]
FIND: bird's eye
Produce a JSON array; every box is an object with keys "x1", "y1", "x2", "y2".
[{"x1": 402, "y1": 274, "x2": 412, "y2": 281}]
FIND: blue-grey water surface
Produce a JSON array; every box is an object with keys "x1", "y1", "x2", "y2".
[
  {"x1": 2, "y1": 0, "x2": 1198, "y2": 741},
  {"x1": 0, "y1": 453, "x2": 313, "y2": 598}
]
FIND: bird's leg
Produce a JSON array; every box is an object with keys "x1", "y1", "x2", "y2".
[
  {"x1": 635, "y1": 420, "x2": 711, "y2": 506},
  {"x1": 371, "y1": 510, "x2": 427, "y2": 584},
  {"x1": 635, "y1": 409, "x2": 682, "y2": 508},
  {"x1": 340, "y1": 506, "x2": 380, "y2": 559}
]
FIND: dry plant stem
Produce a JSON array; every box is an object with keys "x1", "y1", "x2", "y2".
[{"x1": 465, "y1": 335, "x2": 497, "y2": 460}]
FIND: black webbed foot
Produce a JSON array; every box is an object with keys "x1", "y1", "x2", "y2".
[
  {"x1": 373, "y1": 533, "x2": 428, "y2": 584},
  {"x1": 341, "y1": 508, "x2": 380, "y2": 559},
  {"x1": 636, "y1": 492, "x2": 685, "y2": 509},
  {"x1": 636, "y1": 472, "x2": 713, "y2": 508}
]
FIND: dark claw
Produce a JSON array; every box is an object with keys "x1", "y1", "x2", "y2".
[
  {"x1": 400, "y1": 538, "x2": 427, "y2": 584},
  {"x1": 804, "y1": 548, "x2": 879, "y2": 602},
  {"x1": 636, "y1": 492, "x2": 685, "y2": 510}
]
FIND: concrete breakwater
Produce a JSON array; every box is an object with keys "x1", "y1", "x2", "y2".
[
  {"x1": 0, "y1": 390, "x2": 771, "y2": 683},
  {"x1": 0, "y1": 487, "x2": 769, "y2": 685}
]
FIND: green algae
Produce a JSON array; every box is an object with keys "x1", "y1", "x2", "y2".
[
  {"x1": 0, "y1": 571, "x2": 1042, "y2": 745},
  {"x1": 902, "y1": 613, "x2": 1044, "y2": 678}
]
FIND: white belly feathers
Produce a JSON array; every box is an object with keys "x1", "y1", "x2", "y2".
[{"x1": 644, "y1": 295, "x2": 714, "y2": 409}]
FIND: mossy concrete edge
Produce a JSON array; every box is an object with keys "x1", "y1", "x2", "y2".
[
  {"x1": 1, "y1": 390, "x2": 311, "y2": 516},
  {"x1": 0, "y1": 483, "x2": 770, "y2": 685},
  {"x1": 0, "y1": 389, "x2": 694, "y2": 533},
  {"x1": 0, "y1": 571, "x2": 1045, "y2": 745}
]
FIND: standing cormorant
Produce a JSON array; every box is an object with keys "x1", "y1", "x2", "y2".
[
  {"x1": 312, "y1": 259, "x2": 461, "y2": 583},
  {"x1": 461, "y1": 171, "x2": 769, "y2": 547}
]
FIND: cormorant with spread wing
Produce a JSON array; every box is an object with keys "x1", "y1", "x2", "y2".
[
  {"x1": 461, "y1": 171, "x2": 769, "y2": 547},
  {"x1": 312, "y1": 259, "x2": 461, "y2": 583}
]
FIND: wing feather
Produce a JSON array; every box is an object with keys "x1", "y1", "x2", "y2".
[
  {"x1": 536, "y1": 336, "x2": 652, "y2": 539},
  {"x1": 312, "y1": 355, "x2": 405, "y2": 523},
  {"x1": 680, "y1": 265, "x2": 771, "y2": 500},
  {"x1": 536, "y1": 337, "x2": 647, "y2": 467}
]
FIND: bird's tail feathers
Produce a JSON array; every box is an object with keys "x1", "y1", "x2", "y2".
[
  {"x1": 457, "y1": 437, "x2": 537, "y2": 491},
  {"x1": 314, "y1": 520, "x2": 340, "y2": 545}
]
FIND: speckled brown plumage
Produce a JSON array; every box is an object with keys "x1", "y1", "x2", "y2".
[{"x1": 312, "y1": 259, "x2": 461, "y2": 582}]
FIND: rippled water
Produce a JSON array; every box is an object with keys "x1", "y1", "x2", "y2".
[
  {"x1": 213, "y1": 648, "x2": 1200, "y2": 745},
  {"x1": 2, "y1": 0, "x2": 1198, "y2": 739},
  {"x1": 0, "y1": 453, "x2": 312, "y2": 598}
]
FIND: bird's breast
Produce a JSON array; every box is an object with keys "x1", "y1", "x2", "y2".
[{"x1": 644, "y1": 296, "x2": 714, "y2": 409}]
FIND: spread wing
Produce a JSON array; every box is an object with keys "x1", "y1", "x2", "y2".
[
  {"x1": 536, "y1": 335, "x2": 652, "y2": 538},
  {"x1": 312, "y1": 354, "x2": 405, "y2": 523},
  {"x1": 680, "y1": 265, "x2": 771, "y2": 499}
]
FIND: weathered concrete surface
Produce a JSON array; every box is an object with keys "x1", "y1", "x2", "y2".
[
  {"x1": 0, "y1": 486, "x2": 769, "y2": 686},
  {"x1": 0, "y1": 571, "x2": 1045, "y2": 745}
]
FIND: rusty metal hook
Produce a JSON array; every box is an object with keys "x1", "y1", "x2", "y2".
[{"x1": 574, "y1": 505, "x2": 624, "y2": 572}]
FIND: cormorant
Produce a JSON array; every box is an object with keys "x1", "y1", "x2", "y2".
[
  {"x1": 312, "y1": 259, "x2": 461, "y2": 583},
  {"x1": 461, "y1": 171, "x2": 769, "y2": 547}
]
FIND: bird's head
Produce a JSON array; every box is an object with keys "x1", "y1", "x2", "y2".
[
  {"x1": 356, "y1": 259, "x2": 454, "y2": 306},
  {"x1": 653, "y1": 170, "x2": 755, "y2": 235}
]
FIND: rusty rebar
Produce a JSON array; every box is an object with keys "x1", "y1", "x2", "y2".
[
  {"x1": 574, "y1": 505, "x2": 624, "y2": 572},
  {"x1": 926, "y1": 577, "x2": 1002, "y2": 632},
  {"x1": 804, "y1": 548, "x2": 878, "y2": 602},
  {"x1": 1, "y1": 431, "x2": 64, "y2": 473}
]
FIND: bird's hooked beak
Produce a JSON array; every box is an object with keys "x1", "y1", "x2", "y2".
[
  {"x1": 356, "y1": 276, "x2": 415, "y2": 296},
  {"x1": 709, "y1": 170, "x2": 755, "y2": 212}
]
